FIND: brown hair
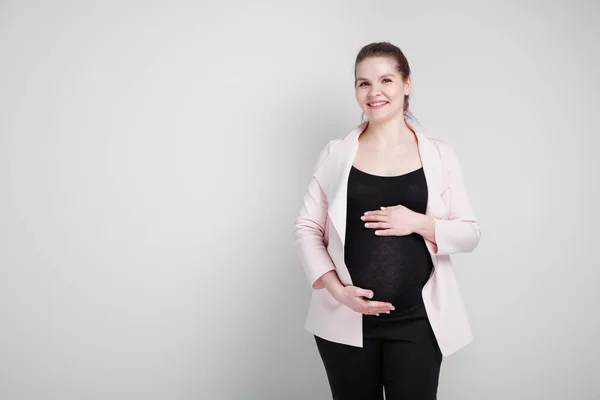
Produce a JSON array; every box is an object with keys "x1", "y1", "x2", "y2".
[{"x1": 354, "y1": 42, "x2": 413, "y2": 120}]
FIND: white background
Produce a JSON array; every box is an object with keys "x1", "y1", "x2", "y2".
[{"x1": 1, "y1": 1, "x2": 599, "y2": 399}]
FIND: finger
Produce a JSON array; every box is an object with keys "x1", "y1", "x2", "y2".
[
  {"x1": 363, "y1": 308, "x2": 392, "y2": 315},
  {"x1": 366, "y1": 306, "x2": 394, "y2": 313},
  {"x1": 374, "y1": 229, "x2": 395, "y2": 236},
  {"x1": 355, "y1": 287, "x2": 374, "y2": 299},
  {"x1": 364, "y1": 222, "x2": 392, "y2": 230},
  {"x1": 362, "y1": 304, "x2": 395, "y2": 315},
  {"x1": 361, "y1": 214, "x2": 387, "y2": 222},
  {"x1": 364, "y1": 210, "x2": 387, "y2": 216},
  {"x1": 365, "y1": 300, "x2": 395, "y2": 309},
  {"x1": 370, "y1": 310, "x2": 392, "y2": 315}
]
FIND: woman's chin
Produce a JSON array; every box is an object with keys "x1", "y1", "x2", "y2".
[
  {"x1": 364, "y1": 109, "x2": 405, "y2": 123},
  {"x1": 365, "y1": 113, "x2": 391, "y2": 123}
]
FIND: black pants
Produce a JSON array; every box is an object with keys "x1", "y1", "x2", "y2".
[{"x1": 314, "y1": 314, "x2": 442, "y2": 400}]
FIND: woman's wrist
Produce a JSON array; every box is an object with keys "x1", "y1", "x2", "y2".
[
  {"x1": 320, "y1": 270, "x2": 345, "y2": 300},
  {"x1": 412, "y1": 213, "x2": 436, "y2": 242}
]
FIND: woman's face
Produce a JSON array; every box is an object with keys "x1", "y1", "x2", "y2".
[{"x1": 355, "y1": 57, "x2": 410, "y2": 123}]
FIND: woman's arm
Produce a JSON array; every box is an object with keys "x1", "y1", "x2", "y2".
[
  {"x1": 294, "y1": 176, "x2": 337, "y2": 290},
  {"x1": 294, "y1": 140, "x2": 341, "y2": 290},
  {"x1": 316, "y1": 270, "x2": 346, "y2": 299},
  {"x1": 425, "y1": 143, "x2": 481, "y2": 255},
  {"x1": 412, "y1": 214, "x2": 437, "y2": 249}
]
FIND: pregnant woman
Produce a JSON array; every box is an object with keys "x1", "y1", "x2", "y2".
[{"x1": 294, "y1": 42, "x2": 481, "y2": 400}]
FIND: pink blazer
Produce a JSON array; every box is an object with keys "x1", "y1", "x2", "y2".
[{"x1": 294, "y1": 121, "x2": 481, "y2": 357}]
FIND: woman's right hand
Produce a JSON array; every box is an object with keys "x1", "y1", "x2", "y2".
[{"x1": 334, "y1": 286, "x2": 395, "y2": 316}]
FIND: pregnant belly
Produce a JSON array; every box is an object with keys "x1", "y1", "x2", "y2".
[{"x1": 344, "y1": 233, "x2": 433, "y2": 305}]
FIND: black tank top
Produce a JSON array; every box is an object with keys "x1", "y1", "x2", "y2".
[{"x1": 344, "y1": 165, "x2": 434, "y2": 326}]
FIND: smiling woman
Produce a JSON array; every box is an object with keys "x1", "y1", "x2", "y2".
[
  {"x1": 354, "y1": 46, "x2": 413, "y2": 126},
  {"x1": 294, "y1": 41, "x2": 481, "y2": 400}
]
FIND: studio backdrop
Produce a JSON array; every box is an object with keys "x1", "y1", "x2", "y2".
[{"x1": 1, "y1": 1, "x2": 599, "y2": 399}]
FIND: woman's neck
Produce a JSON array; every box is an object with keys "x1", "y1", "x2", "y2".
[{"x1": 360, "y1": 115, "x2": 416, "y2": 149}]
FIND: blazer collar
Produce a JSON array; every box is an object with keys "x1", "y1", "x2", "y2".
[{"x1": 313, "y1": 121, "x2": 446, "y2": 249}]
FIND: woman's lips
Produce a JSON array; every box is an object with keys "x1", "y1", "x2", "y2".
[{"x1": 367, "y1": 101, "x2": 388, "y2": 110}]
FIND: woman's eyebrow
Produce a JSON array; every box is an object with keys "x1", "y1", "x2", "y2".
[{"x1": 356, "y1": 74, "x2": 395, "y2": 82}]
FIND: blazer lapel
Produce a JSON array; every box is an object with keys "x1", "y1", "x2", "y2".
[
  {"x1": 414, "y1": 126, "x2": 447, "y2": 256},
  {"x1": 313, "y1": 122, "x2": 447, "y2": 257}
]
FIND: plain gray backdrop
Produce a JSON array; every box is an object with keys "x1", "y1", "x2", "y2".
[{"x1": 1, "y1": 0, "x2": 599, "y2": 399}]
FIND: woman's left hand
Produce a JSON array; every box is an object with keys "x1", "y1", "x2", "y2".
[{"x1": 361, "y1": 205, "x2": 420, "y2": 236}]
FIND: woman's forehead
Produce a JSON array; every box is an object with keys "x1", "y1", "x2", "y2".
[{"x1": 356, "y1": 57, "x2": 399, "y2": 77}]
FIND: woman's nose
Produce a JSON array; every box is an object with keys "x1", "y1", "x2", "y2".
[{"x1": 368, "y1": 85, "x2": 382, "y2": 95}]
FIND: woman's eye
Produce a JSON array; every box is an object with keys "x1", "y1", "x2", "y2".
[{"x1": 358, "y1": 79, "x2": 391, "y2": 87}]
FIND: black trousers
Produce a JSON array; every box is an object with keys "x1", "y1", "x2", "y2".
[{"x1": 314, "y1": 313, "x2": 442, "y2": 400}]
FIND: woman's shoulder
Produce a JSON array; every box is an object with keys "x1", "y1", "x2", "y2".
[
  {"x1": 427, "y1": 136, "x2": 468, "y2": 180},
  {"x1": 422, "y1": 134, "x2": 450, "y2": 150},
  {"x1": 416, "y1": 132, "x2": 463, "y2": 175},
  {"x1": 324, "y1": 138, "x2": 343, "y2": 152},
  {"x1": 421, "y1": 134, "x2": 456, "y2": 160},
  {"x1": 311, "y1": 138, "x2": 343, "y2": 174}
]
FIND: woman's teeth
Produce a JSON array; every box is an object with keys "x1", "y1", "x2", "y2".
[{"x1": 368, "y1": 102, "x2": 388, "y2": 108}]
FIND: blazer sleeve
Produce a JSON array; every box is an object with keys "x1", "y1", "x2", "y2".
[
  {"x1": 431, "y1": 142, "x2": 482, "y2": 255},
  {"x1": 294, "y1": 139, "x2": 340, "y2": 290}
]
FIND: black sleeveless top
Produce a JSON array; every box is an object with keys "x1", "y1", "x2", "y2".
[{"x1": 344, "y1": 165, "x2": 434, "y2": 330}]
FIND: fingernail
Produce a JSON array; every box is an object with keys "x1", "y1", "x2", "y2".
[
  {"x1": 360, "y1": 216, "x2": 365, "y2": 220},
  {"x1": 391, "y1": 306, "x2": 395, "y2": 310},
  {"x1": 369, "y1": 293, "x2": 373, "y2": 298}
]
